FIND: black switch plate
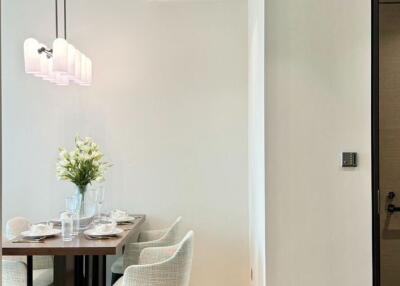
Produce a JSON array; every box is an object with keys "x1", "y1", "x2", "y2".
[{"x1": 342, "y1": 152, "x2": 357, "y2": 167}]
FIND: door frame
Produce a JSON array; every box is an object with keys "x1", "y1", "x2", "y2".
[{"x1": 372, "y1": 0, "x2": 380, "y2": 285}]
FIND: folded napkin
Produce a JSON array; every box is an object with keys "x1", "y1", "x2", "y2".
[
  {"x1": 30, "y1": 223, "x2": 53, "y2": 235},
  {"x1": 110, "y1": 209, "x2": 129, "y2": 220},
  {"x1": 94, "y1": 221, "x2": 116, "y2": 234}
]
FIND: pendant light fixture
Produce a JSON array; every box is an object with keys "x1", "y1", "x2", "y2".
[{"x1": 24, "y1": 0, "x2": 92, "y2": 86}]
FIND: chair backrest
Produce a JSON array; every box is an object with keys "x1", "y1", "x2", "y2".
[
  {"x1": 165, "y1": 230, "x2": 194, "y2": 286},
  {"x1": 124, "y1": 217, "x2": 183, "y2": 268},
  {"x1": 6, "y1": 217, "x2": 31, "y2": 240},
  {"x1": 127, "y1": 231, "x2": 194, "y2": 286},
  {"x1": 158, "y1": 216, "x2": 182, "y2": 244}
]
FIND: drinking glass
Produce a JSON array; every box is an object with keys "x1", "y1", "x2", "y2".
[
  {"x1": 65, "y1": 196, "x2": 77, "y2": 213},
  {"x1": 95, "y1": 185, "x2": 105, "y2": 218},
  {"x1": 61, "y1": 212, "x2": 73, "y2": 242},
  {"x1": 65, "y1": 196, "x2": 79, "y2": 236}
]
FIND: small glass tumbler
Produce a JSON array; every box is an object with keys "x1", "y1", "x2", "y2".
[
  {"x1": 61, "y1": 212, "x2": 73, "y2": 242},
  {"x1": 66, "y1": 196, "x2": 79, "y2": 236},
  {"x1": 72, "y1": 215, "x2": 80, "y2": 236}
]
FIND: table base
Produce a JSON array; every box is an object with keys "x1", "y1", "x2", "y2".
[{"x1": 26, "y1": 255, "x2": 107, "y2": 285}]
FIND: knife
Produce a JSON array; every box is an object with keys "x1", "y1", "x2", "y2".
[{"x1": 12, "y1": 239, "x2": 45, "y2": 243}]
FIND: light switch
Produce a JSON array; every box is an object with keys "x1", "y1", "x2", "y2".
[{"x1": 342, "y1": 152, "x2": 357, "y2": 167}]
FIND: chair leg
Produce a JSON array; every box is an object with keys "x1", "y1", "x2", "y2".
[{"x1": 111, "y1": 272, "x2": 123, "y2": 285}]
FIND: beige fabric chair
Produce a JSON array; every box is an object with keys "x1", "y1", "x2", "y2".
[
  {"x1": 113, "y1": 231, "x2": 194, "y2": 286},
  {"x1": 2, "y1": 260, "x2": 27, "y2": 286},
  {"x1": 2, "y1": 217, "x2": 54, "y2": 286},
  {"x1": 111, "y1": 217, "x2": 182, "y2": 283},
  {"x1": 2, "y1": 261, "x2": 54, "y2": 286}
]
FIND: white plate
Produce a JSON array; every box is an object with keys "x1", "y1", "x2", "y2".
[
  {"x1": 21, "y1": 229, "x2": 62, "y2": 239},
  {"x1": 84, "y1": 227, "x2": 124, "y2": 237},
  {"x1": 51, "y1": 215, "x2": 93, "y2": 224},
  {"x1": 113, "y1": 216, "x2": 136, "y2": 223}
]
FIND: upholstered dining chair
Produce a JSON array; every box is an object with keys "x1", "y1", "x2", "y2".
[
  {"x1": 111, "y1": 216, "x2": 182, "y2": 284},
  {"x1": 113, "y1": 231, "x2": 194, "y2": 286},
  {"x1": 2, "y1": 217, "x2": 54, "y2": 286},
  {"x1": 2, "y1": 260, "x2": 29, "y2": 286}
]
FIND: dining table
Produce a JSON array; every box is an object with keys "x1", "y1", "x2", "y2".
[{"x1": 2, "y1": 214, "x2": 145, "y2": 286}]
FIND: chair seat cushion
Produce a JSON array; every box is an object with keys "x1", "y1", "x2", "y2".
[
  {"x1": 33, "y1": 268, "x2": 53, "y2": 286},
  {"x1": 113, "y1": 276, "x2": 124, "y2": 286},
  {"x1": 111, "y1": 256, "x2": 124, "y2": 274}
]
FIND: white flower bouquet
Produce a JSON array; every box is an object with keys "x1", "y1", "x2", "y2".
[{"x1": 57, "y1": 136, "x2": 111, "y2": 201}]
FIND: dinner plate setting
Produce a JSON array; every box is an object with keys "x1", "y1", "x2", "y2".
[
  {"x1": 18, "y1": 223, "x2": 62, "y2": 240},
  {"x1": 110, "y1": 209, "x2": 136, "y2": 224},
  {"x1": 21, "y1": 229, "x2": 62, "y2": 239},
  {"x1": 83, "y1": 216, "x2": 124, "y2": 240},
  {"x1": 50, "y1": 214, "x2": 94, "y2": 228},
  {"x1": 84, "y1": 227, "x2": 124, "y2": 237}
]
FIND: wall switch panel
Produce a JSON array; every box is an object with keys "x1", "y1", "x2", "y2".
[{"x1": 342, "y1": 152, "x2": 357, "y2": 167}]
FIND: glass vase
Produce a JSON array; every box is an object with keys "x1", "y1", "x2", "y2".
[
  {"x1": 74, "y1": 185, "x2": 88, "y2": 231},
  {"x1": 75, "y1": 185, "x2": 87, "y2": 216}
]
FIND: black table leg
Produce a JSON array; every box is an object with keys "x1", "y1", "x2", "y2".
[
  {"x1": 75, "y1": 256, "x2": 85, "y2": 285},
  {"x1": 54, "y1": 255, "x2": 88, "y2": 285},
  {"x1": 85, "y1": 255, "x2": 107, "y2": 286},
  {"x1": 54, "y1": 256, "x2": 76, "y2": 286},
  {"x1": 27, "y1": 255, "x2": 33, "y2": 286},
  {"x1": 98, "y1": 255, "x2": 107, "y2": 286},
  {"x1": 54, "y1": 255, "x2": 106, "y2": 286},
  {"x1": 85, "y1": 255, "x2": 90, "y2": 285}
]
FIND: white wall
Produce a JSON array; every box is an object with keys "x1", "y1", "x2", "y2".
[
  {"x1": 248, "y1": 0, "x2": 265, "y2": 285},
  {"x1": 266, "y1": 0, "x2": 372, "y2": 286},
  {"x1": 1, "y1": 1, "x2": 249, "y2": 285}
]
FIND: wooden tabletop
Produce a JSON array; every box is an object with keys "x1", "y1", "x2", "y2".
[{"x1": 2, "y1": 215, "x2": 145, "y2": 256}]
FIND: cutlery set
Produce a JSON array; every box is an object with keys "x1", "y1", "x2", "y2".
[
  {"x1": 117, "y1": 222, "x2": 134, "y2": 225},
  {"x1": 12, "y1": 236, "x2": 46, "y2": 243},
  {"x1": 84, "y1": 234, "x2": 117, "y2": 240}
]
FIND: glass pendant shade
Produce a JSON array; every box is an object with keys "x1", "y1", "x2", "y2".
[
  {"x1": 80, "y1": 54, "x2": 87, "y2": 84},
  {"x1": 23, "y1": 0, "x2": 92, "y2": 86},
  {"x1": 24, "y1": 38, "x2": 91, "y2": 86},
  {"x1": 67, "y1": 44, "x2": 76, "y2": 78},
  {"x1": 86, "y1": 58, "x2": 92, "y2": 85},
  {"x1": 36, "y1": 48, "x2": 50, "y2": 78},
  {"x1": 24, "y1": 38, "x2": 41, "y2": 74},
  {"x1": 74, "y1": 50, "x2": 82, "y2": 83},
  {"x1": 80, "y1": 57, "x2": 92, "y2": 86},
  {"x1": 53, "y1": 38, "x2": 69, "y2": 73},
  {"x1": 44, "y1": 59, "x2": 56, "y2": 82}
]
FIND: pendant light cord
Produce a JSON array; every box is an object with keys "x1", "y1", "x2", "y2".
[
  {"x1": 55, "y1": 0, "x2": 67, "y2": 39},
  {"x1": 64, "y1": 0, "x2": 67, "y2": 40},
  {"x1": 55, "y1": 0, "x2": 58, "y2": 38}
]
